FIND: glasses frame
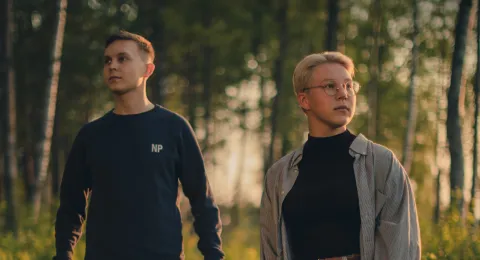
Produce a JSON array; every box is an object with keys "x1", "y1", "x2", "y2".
[{"x1": 302, "y1": 81, "x2": 361, "y2": 97}]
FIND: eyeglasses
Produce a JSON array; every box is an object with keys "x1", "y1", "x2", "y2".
[{"x1": 302, "y1": 81, "x2": 361, "y2": 96}]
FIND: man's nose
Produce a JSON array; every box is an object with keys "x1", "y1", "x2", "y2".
[{"x1": 107, "y1": 60, "x2": 118, "y2": 70}]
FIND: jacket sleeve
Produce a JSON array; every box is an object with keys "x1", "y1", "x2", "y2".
[
  {"x1": 260, "y1": 168, "x2": 279, "y2": 260},
  {"x1": 374, "y1": 150, "x2": 421, "y2": 260},
  {"x1": 176, "y1": 118, "x2": 224, "y2": 260},
  {"x1": 54, "y1": 127, "x2": 92, "y2": 260}
]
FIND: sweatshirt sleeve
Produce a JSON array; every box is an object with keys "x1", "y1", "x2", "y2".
[
  {"x1": 54, "y1": 126, "x2": 92, "y2": 260},
  {"x1": 176, "y1": 118, "x2": 224, "y2": 260}
]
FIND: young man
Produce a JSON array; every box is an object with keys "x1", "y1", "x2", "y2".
[
  {"x1": 54, "y1": 31, "x2": 224, "y2": 260},
  {"x1": 260, "y1": 52, "x2": 421, "y2": 260}
]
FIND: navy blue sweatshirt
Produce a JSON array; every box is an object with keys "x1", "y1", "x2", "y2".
[{"x1": 54, "y1": 105, "x2": 224, "y2": 260}]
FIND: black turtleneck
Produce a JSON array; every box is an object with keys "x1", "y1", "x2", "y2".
[{"x1": 282, "y1": 130, "x2": 360, "y2": 259}]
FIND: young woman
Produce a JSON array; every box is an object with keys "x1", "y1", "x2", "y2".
[{"x1": 260, "y1": 52, "x2": 420, "y2": 260}]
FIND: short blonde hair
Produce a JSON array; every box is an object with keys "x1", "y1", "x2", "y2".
[{"x1": 292, "y1": 52, "x2": 355, "y2": 95}]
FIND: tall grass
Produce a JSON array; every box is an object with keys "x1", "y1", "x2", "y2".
[{"x1": 1, "y1": 204, "x2": 479, "y2": 259}]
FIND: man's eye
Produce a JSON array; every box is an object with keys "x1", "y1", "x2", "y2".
[
  {"x1": 119, "y1": 57, "x2": 126, "y2": 62},
  {"x1": 104, "y1": 59, "x2": 111, "y2": 64},
  {"x1": 326, "y1": 83, "x2": 336, "y2": 89}
]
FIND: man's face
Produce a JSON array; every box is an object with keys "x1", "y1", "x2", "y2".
[
  {"x1": 103, "y1": 40, "x2": 148, "y2": 95},
  {"x1": 297, "y1": 62, "x2": 356, "y2": 130}
]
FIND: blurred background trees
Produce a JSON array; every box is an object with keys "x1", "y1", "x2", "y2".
[{"x1": 1, "y1": 0, "x2": 480, "y2": 259}]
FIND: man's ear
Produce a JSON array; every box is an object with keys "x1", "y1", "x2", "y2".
[
  {"x1": 297, "y1": 93, "x2": 310, "y2": 111},
  {"x1": 144, "y1": 63, "x2": 155, "y2": 78}
]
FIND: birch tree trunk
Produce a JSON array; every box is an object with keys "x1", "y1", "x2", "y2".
[
  {"x1": 470, "y1": 0, "x2": 480, "y2": 214},
  {"x1": 32, "y1": 0, "x2": 68, "y2": 221}
]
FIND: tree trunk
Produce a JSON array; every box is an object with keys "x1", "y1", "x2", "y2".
[
  {"x1": 0, "y1": 156, "x2": 3, "y2": 205},
  {"x1": 367, "y1": 0, "x2": 381, "y2": 140},
  {"x1": 2, "y1": 0, "x2": 18, "y2": 235},
  {"x1": 33, "y1": 0, "x2": 68, "y2": 221},
  {"x1": 0, "y1": 0, "x2": 5, "y2": 205},
  {"x1": 51, "y1": 114, "x2": 60, "y2": 200},
  {"x1": 401, "y1": 0, "x2": 419, "y2": 174},
  {"x1": 459, "y1": 1, "x2": 477, "y2": 117},
  {"x1": 281, "y1": 134, "x2": 291, "y2": 157},
  {"x1": 231, "y1": 104, "x2": 248, "y2": 227},
  {"x1": 470, "y1": 0, "x2": 480, "y2": 214},
  {"x1": 186, "y1": 52, "x2": 197, "y2": 130},
  {"x1": 23, "y1": 104, "x2": 36, "y2": 203},
  {"x1": 376, "y1": 44, "x2": 385, "y2": 138},
  {"x1": 325, "y1": 0, "x2": 339, "y2": 51},
  {"x1": 434, "y1": 168, "x2": 442, "y2": 223},
  {"x1": 152, "y1": 2, "x2": 166, "y2": 105},
  {"x1": 447, "y1": 0, "x2": 472, "y2": 214},
  {"x1": 201, "y1": 1, "x2": 213, "y2": 153},
  {"x1": 251, "y1": 1, "x2": 269, "y2": 175},
  {"x1": 23, "y1": 146, "x2": 35, "y2": 203},
  {"x1": 266, "y1": 0, "x2": 288, "y2": 174},
  {"x1": 434, "y1": 18, "x2": 448, "y2": 223}
]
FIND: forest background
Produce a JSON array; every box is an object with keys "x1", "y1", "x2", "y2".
[{"x1": 1, "y1": 0, "x2": 480, "y2": 259}]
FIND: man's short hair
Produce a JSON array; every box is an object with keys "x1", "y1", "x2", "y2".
[
  {"x1": 105, "y1": 30, "x2": 155, "y2": 62},
  {"x1": 292, "y1": 52, "x2": 355, "y2": 95}
]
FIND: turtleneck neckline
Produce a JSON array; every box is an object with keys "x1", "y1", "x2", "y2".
[{"x1": 303, "y1": 129, "x2": 356, "y2": 157}]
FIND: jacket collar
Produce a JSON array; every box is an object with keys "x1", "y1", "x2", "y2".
[{"x1": 288, "y1": 133, "x2": 369, "y2": 168}]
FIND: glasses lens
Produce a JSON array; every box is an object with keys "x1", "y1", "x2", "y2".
[
  {"x1": 323, "y1": 81, "x2": 360, "y2": 96},
  {"x1": 352, "y1": 81, "x2": 360, "y2": 94},
  {"x1": 325, "y1": 85, "x2": 337, "y2": 96}
]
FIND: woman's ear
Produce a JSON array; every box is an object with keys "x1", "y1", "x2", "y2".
[{"x1": 297, "y1": 92, "x2": 310, "y2": 111}]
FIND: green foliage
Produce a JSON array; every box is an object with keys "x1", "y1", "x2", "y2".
[
  {"x1": 420, "y1": 209, "x2": 480, "y2": 259},
  {"x1": 0, "y1": 205, "x2": 260, "y2": 260},
  {"x1": 0, "y1": 207, "x2": 85, "y2": 260},
  {"x1": 2, "y1": 204, "x2": 480, "y2": 259}
]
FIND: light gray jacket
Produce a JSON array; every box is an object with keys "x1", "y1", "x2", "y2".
[{"x1": 260, "y1": 134, "x2": 421, "y2": 260}]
